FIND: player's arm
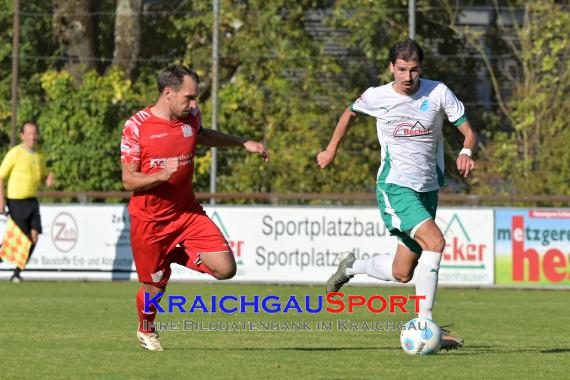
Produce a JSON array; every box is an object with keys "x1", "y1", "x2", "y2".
[
  {"x1": 0, "y1": 150, "x2": 15, "y2": 214},
  {"x1": 40, "y1": 155, "x2": 54, "y2": 187},
  {"x1": 121, "y1": 159, "x2": 178, "y2": 192},
  {"x1": 120, "y1": 118, "x2": 182, "y2": 191},
  {"x1": 45, "y1": 173, "x2": 54, "y2": 187},
  {"x1": 316, "y1": 107, "x2": 358, "y2": 169},
  {"x1": 0, "y1": 178, "x2": 5, "y2": 214},
  {"x1": 456, "y1": 121, "x2": 477, "y2": 178},
  {"x1": 197, "y1": 128, "x2": 269, "y2": 162}
]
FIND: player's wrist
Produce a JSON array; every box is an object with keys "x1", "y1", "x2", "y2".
[
  {"x1": 240, "y1": 138, "x2": 251, "y2": 147},
  {"x1": 155, "y1": 169, "x2": 170, "y2": 182},
  {"x1": 325, "y1": 145, "x2": 337, "y2": 155},
  {"x1": 459, "y1": 148, "x2": 472, "y2": 157}
]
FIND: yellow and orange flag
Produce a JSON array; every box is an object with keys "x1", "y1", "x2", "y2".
[{"x1": 0, "y1": 218, "x2": 32, "y2": 269}]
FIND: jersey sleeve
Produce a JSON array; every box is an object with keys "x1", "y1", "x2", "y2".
[
  {"x1": 195, "y1": 108, "x2": 203, "y2": 133},
  {"x1": 440, "y1": 84, "x2": 466, "y2": 126},
  {"x1": 120, "y1": 119, "x2": 141, "y2": 165},
  {"x1": 350, "y1": 87, "x2": 379, "y2": 116},
  {"x1": 0, "y1": 147, "x2": 17, "y2": 180},
  {"x1": 187, "y1": 108, "x2": 203, "y2": 135}
]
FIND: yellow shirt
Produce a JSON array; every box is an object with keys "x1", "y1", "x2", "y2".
[{"x1": 0, "y1": 144, "x2": 47, "y2": 199}]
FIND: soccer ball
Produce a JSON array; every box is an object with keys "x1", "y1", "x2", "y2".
[{"x1": 400, "y1": 318, "x2": 442, "y2": 355}]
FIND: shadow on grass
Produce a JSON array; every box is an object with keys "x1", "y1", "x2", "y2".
[
  {"x1": 166, "y1": 345, "x2": 570, "y2": 355},
  {"x1": 166, "y1": 346, "x2": 401, "y2": 352},
  {"x1": 437, "y1": 345, "x2": 570, "y2": 355},
  {"x1": 540, "y1": 348, "x2": 570, "y2": 354}
]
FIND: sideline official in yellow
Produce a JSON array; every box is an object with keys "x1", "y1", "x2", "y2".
[{"x1": 0, "y1": 122, "x2": 53, "y2": 282}]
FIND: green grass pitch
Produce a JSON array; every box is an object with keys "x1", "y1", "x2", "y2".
[{"x1": 1, "y1": 281, "x2": 569, "y2": 379}]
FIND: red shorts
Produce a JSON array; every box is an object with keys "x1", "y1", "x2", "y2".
[{"x1": 130, "y1": 206, "x2": 230, "y2": 287}]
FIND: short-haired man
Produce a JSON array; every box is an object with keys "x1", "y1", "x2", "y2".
[
  {"x1": 121, "y1": 64, "x2": 268, "y2": 351},
  {"x1": 318, "y1": 39, "x2": 476, "y2": 350},
  {"x1": 0, "y1": 122, "x2": 54, "y2": 282}
]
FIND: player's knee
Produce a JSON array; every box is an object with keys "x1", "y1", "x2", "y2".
[
  {"x1": 202, "y1": 251, "x2": 237, "y2": 280},
  {"x1": 392, "y1": 268, "x2": 413, "y2": 283},
  {"x1": 214, "y1": 268, "x2": 236, "y2": 280},
  {"x1": 143, "y1": 283, "x2": 166, "y2": 298},
  {"x1": 423, "y1": 235, "x2": 445, "y2": 253},
  {"x1": 432, "y1": 236, "x2": 446, "y2": 253},
  {"x1": 213, "y1": 263, "x2": 236, "y2": 280}
]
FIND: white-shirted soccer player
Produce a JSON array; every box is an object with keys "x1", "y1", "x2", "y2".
[{"x1": 317, "y1": 39, "x2": 476, "y2": 350}]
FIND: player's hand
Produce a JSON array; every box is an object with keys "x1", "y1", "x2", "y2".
[
  {"x1": 457, "y1": 154, "x2": 475, "y2": 178},
  {"x1": 244, "y1": 141, "x2": 269, "y2": 163},
  {"x1": 46, "y1": 172, "x2": 55, "y2": 187},
  {"x1": 159, "y1": 157, "x2": 179, "y2": 181},
  {"x1": 316, "y1": 149, "x2": 336, "y2": 169}
]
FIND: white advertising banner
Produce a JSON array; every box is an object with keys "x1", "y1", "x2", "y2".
[
  {"x1": 0, "y1": 205, "x2": 133, "y2": 281},
  {"x1": 170, "y1": 206, "x2": 399, "y2": 285},
  {"x1": 0, "y1": 205, "x2": 494, "y2": 286},
  {"x1": 435, "y1": 210, "x2": 495, "y2": 285}
]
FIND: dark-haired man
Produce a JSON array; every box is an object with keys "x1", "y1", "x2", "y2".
[
  {"x1": 121, "y1": 64, "x2": 269, "y2": 351},
  {"x1": 318, "y1": 39, "x2": 476, "y2": 350}
]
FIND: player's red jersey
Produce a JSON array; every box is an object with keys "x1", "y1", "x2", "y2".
[{"x1": 121, "y1": 107, "x2": 202, "y2": 221}]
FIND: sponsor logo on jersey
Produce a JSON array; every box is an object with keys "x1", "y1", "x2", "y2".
[
  {"x1": 149, "y1": 158, "x2": 166, "y2": 168},
  {"x1": 149, "y1": 154, "x2": 194, "y2": 169},
  {"x1": 150, "y1": 132, "x2": 168, "y2": 139},
  {"x1": 177, "y1": 153, "x2": 194, "y2": 166},
  {"x1": 393, "y1": 121, "x2": 432, "y2": 138}
]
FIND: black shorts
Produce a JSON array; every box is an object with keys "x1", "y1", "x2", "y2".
[{"x1": 6, "y1": 198, "x2": 43, "y2": 236}]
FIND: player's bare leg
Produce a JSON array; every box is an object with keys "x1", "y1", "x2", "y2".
[
  {"x1": 391, "y1": 244, "x2": 419, "y2": 283},
  {"x1": 133, "y1": 249, "x2": 237, "y2": 352},
  {"x1": 411, "y1": 220, "x2": 443, "y2": 320},
  {"x1": 136, "y1": 283, "x2": 165, "y2": 351},
  {"x1": 414, "y1": 220, "x2": 463, "y2": 350},
  {"x1": 200, "y1": 251, "x2": 237, "y2": 280},
  {"x1": 336, "y1": 221, "x2": 463, "y2": 350},
  {"x1": 11, "y1": 228, "x2": 40, "y2": 282}
]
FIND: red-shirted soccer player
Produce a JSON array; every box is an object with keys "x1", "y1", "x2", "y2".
[{"x1": 121, "y1": 64, "x2": 269, "y2": 351}]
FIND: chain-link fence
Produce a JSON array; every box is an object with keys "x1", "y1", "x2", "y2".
[{"x1": 2, "y1": 1, "x2": 566, "y2": 197}]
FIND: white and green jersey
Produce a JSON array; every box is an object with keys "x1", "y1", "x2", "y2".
[{"x1": 351, "y1": 78, "x2": 466, "y2": 192}]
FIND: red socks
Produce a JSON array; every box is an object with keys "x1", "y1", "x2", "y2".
[
  {"x1": 136, "y1": 248, "x2": 218, "y2": 333},
  {"x1": 136, "y1": 285, "x2": 158, "y2": 333}
]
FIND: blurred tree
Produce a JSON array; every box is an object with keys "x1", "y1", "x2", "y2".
[
  {"x1": 112, "y1": 0, "x2": 143, "y2": 79},
  {"x1": 167, "y1": 0, "x2": 378, "y2": 198},
  {"x1": 52, "y1": 0, "x2": 97, "y2": 80},
  {"x1": 18, "y1": 68, "x2": 141, "y2": 192},
  {"x1": 167, "y1": 0, "x2": 485, "y2": 198},
  {"x1": 445, "y1": 0, "x2": 570, "y2": 196},
  {"x1": 0, "y1": 0, "x2": 566, "y2": 200},
  {"x1": 0, "y1": 1, "x2": 60, "y2": 149}
]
